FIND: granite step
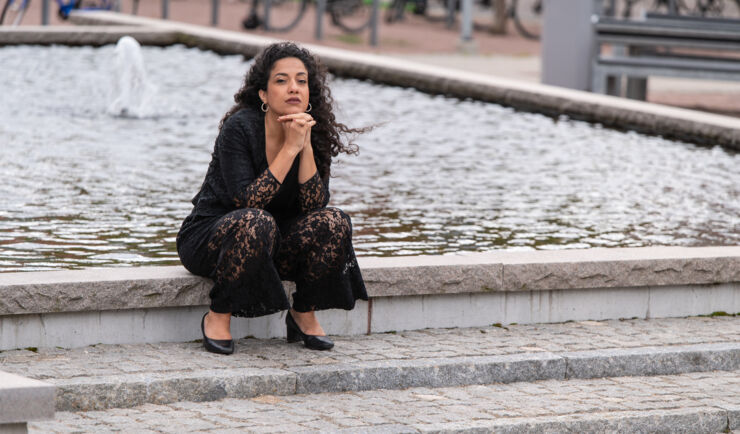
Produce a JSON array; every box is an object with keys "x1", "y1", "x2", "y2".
[
  {"x1": 29, "y1": 369, "x2": 740, "y2": 433},
  {"x1": 1, "y1": 316, "x2": 738, "y2": 412}
]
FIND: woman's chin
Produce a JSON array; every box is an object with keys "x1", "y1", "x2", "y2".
[{"x1": 280, "y1": 106, "x2": 307, "y2": 115}]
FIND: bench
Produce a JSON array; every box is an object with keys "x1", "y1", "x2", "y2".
[{"x1": 591, "y1": 13, "x2": 740, "y2": 99}]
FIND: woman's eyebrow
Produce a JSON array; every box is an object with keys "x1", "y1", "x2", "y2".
[{"x1": 273, "y1": 71, "x2": 307, "y2": 78}]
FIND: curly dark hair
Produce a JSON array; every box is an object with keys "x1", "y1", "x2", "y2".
[{"x1": 219, "y1": 42, "x2": 366, "y2": 181}]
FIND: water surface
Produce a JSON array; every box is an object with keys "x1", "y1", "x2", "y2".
[{"x1": 0, "y1": 45, "x2": 738, "y2": 271}]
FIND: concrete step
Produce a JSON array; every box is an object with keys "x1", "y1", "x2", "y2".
[
  {"x1": 1, "y1": 316, "x2": 738, "y2": 412},
  {"x1": 3, "y1": 246, "x2": 740, "y2": 351},
  {"x1": 29, "y1": 369, "x2": 740, "y2": 433}
]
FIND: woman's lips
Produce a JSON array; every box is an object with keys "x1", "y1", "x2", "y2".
[{"x1": 285, "y1": 98, "x2": 301, "y2": 104}]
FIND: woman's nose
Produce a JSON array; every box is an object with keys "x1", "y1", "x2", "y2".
[{"x1": 288, "y1": 79, "x2": 299, "y2": 92}]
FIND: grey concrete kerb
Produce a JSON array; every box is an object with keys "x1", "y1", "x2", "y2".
[
  {"x1": 0, "y1": 371, "x2": 55, "y2": 429},
  {"x1": 7, "y1": 11, "x2": 738, "y2": 150},
  {"x1": 0, "y1": 25, "x2": 177, "y2": 46},
  {"x1": 0, "y1": 246, "x2": 738, "y2": 316},
  {"x1": 38, "y1": 342, "x2": 740, "y2": 411}
]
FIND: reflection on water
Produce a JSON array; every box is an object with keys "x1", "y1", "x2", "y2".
[{"x1": 0, "y1": 45, "x2": 738, "y2": 272}]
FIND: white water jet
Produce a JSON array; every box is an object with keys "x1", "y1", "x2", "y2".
[{"x1": 108, "y1": 36, "x2": 156, "y2": 118}]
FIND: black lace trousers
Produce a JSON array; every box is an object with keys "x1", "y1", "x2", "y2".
[{"x1": 176, "y1": 207, "x2": 367, "y2": 317}]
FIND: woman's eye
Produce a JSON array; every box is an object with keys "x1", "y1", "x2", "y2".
[
  {"x1": 299, "y1": 80, "x2": 307, "y2": 84},
  {"x1": 276, "y1": 79, "x2": 285, "y2": 83}
]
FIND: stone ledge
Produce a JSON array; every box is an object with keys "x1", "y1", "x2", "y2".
[
  {"x1": 0, "y1": 26, "x2": 177, "y2": 46},
  {"x1": 40, "y1": 342, "x2": 740, "y2": 411},
  {"x1": 0, "y1": 246, "x2": 738, "y2": 316},
  {"x1": 0, "y1": 371, "x2": 55, "y2": 424}
]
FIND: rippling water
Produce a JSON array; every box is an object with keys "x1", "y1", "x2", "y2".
[{"x1": 0, "y1": 45, "x2": 738, "y2": 271}]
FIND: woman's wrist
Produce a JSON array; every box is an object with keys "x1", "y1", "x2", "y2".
[
  {"x1": 279, "y1": 142, "x2": 302, "y2": 159},
  {"x1": 297, "y1": 145, "x2": 317, "y2": 184},
  {"x1": 270, "y1": 145, "x2": 300, "y2": 184}
]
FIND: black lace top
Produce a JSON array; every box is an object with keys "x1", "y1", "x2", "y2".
[
  {"x1": 177, "y1": 106, "x2": 367, "y2": 317},
  {"x1": 188, "y1": 107, "x2": 330, "y2": 226}
]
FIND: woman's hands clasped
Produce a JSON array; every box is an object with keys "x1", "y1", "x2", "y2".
[{"x1": 278, "y1": 113, "x2": 316, "y2": 156}]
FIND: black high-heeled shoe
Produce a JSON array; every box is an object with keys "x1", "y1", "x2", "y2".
[
  {"x1": 201, "y1": 312, "x2": 234, "y2": 355},
  {"x1": 286, "y1": 311, "x2": 334, "y2": 351}
]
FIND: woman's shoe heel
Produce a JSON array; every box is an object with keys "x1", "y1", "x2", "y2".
[
  {"x1": 285, "y1": 312, "x2": 334, "y2": 351},
  {"x1": 286, "y1": 323, "x2": 301, "y2": 343},
  {"x1": 201, "y1": 312, "x2": 235, "y2": 355}
]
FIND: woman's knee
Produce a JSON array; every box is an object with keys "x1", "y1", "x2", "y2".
[
  {"x1": 226, "y1": 208, "x2": 278, "y2": 246},
  {"x1": 243, "y1": 208, "x2": 277, "y2": 236},
  {"x1": 322, "y1": 207, "x2": 352, "y2": 237}
]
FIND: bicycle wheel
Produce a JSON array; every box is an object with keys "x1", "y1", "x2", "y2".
[
  {"x1": 384, "y1": 0, "x2": 405, "y2": 23},
  {"x1": 330, "y1": 0, "x2": 372, "y2": 33},
  {"x1": 694, "y1": 0, "x2": 725, "y2": 16},
  {"x1": 0, "y1": 0, "x2": 12, "y2": 24},
  {"x1": 263, "y1": 0, "x2": 308, "y2": 32},
  {"x1": 509, "y1": 0, "x2": 540, "y2": 40},
  {"x1": 1, "y1": 0, "x2": 30, "y2": 25},
  {"x1": 242, "y1": 0, "x2": 262, "y2": 29}
]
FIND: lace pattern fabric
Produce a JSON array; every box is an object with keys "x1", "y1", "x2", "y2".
[
  {"x1": 205, "y1": 208, "x2": 289, "y2": 317},
  {"x1": 176, "y1": 108, "x2": 367, "y2": 317},
  {"x1": 181, "y1": 206, "x2": 365, "y2": 317},
  {"x1": 298, "y1": 170, "x2": 329, "y2": 214},
  {"x1": 234, "y1": 168, "x2": 282, "y2": 209}
]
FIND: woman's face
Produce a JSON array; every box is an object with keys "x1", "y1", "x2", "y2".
[{"x1": 258, "y1": 57, "x2": 310, "y2": 116}]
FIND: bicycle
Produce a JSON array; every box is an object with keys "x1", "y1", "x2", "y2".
[
  {"x1": 506, "y1": 0, "x2": 740, "y2": 40},
  {"x1": 620, "y1": 0, "x2": 740, "y2": 18},
  {"x1": 383, "y1": 0, "x2": 537, "y2": 39},
  {"x1": 0, "y1": 0, "x2": 120, "y2": 25},
  {"x1": 508, "y1": 0, "x2": 540, "y2": 40},
  {"x1": 384, "y1": 0, "x2": 426, "y2": 23},
  {"x1": 385, "y1": 0, "x2": 740, "y2": 40},
  {"x1": 242, "y1": 0, "x2": 373, "y2": 33}
]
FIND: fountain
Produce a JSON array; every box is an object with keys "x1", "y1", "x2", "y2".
[{"x1": 107, "y1": 35, "x2": 156, "y2": 118}]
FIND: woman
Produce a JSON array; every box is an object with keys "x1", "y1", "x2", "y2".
[{"x1": 176, "y1": 42, "x2": 367, "y2": 354}]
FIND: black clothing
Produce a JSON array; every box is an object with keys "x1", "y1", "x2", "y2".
[{"x1": 176, "y1": 107, "x2": 367, "y2": 317}]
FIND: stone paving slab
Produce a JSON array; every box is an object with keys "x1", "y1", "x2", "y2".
[
  {"x1": 2, "y1": 316, "x2": 738, "y2": 412},
  {"x1": 29, "y1": 370, "x2": 740, "y2": 433}
]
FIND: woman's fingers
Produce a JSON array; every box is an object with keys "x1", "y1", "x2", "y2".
[
  {"x1": 289, "y1": 118, "x2": 317, "y2": 130},
  {"x1": 278, "y1": 113, "x2": 314, "y2": 123},
  {"x1": 283, "y1": 118, "x2": 316, "y2": 151},
  {"x1": 278, "y1": 112, "x2": 313, "y2": 119}
]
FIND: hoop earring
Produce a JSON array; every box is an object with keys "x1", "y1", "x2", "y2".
[
  {"x1": 306, "y1": 103, "x2": 312, "y2": 113},
  {"x1": 261, "y1": 103, "x2": 268, "y2": 113}
]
